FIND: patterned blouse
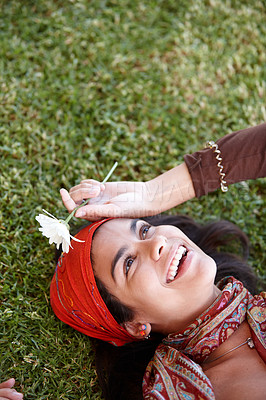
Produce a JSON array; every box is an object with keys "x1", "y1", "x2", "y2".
[{"x1": 142, "y1": 277, "x2": 266, "y2": 399}]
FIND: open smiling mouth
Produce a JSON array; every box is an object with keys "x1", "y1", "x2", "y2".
[{"x1": 166, "y1": 245, "x2": 188, "y2": 283}]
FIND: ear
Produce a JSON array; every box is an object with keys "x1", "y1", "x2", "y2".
[{"x1": 124, "y1": 321, "x2": 152, "y2": 339}]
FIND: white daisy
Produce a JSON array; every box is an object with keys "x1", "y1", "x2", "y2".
[{"x1": 36, "y1": 209, "x2": 84, "y2": 253}]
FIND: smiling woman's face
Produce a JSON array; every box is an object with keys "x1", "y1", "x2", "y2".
[{"x1": 92, "y1": 219, "x2": 220, "y2": 337}]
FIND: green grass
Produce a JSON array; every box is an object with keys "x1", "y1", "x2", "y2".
[{"x1": 0, "y1": 0, "x2": 265, "y2": 398}]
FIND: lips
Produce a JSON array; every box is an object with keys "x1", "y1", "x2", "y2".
[{"x1": 166, "y1": 245, "x2": 188, "y2": 283}]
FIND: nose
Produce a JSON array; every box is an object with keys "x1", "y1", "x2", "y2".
[{"x1": 148, "y1": 235, "x2": 166, "y2": 261}]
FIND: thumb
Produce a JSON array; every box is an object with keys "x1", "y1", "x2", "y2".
[
  {"x1": 75, "y1": 203, "x2": 122, "y2": 219},
  {"x1": 60, "y1": 188, "x2": 77, "y2": 212}
]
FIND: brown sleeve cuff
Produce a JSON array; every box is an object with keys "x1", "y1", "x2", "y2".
[{"x1": 184, "y1": 123, "x2": 266, "y2": 198}]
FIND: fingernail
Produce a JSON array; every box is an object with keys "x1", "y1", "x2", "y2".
[
  {"x1": 76, "y1": 210, "x2": 86, "y2": 218},
  {"x1": 13, "y1": 393, "x2": 23, "y2": 398}
]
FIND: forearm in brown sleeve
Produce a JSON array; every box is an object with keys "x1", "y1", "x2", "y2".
[{"x1": 184, "y1": 123, "x2": 266, "y2": 197}]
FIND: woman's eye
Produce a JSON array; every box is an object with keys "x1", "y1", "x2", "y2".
[
  {"x1": 125, "y1": 257, "x2": 134, "y2": 275},
  {"x1": 141, "y1": 224, "x2": 150, "y2": 240}
]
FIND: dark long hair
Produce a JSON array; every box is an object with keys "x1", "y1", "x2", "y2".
[{"x1": 90, "y1": 215, "x2": 258, "y2": 400}]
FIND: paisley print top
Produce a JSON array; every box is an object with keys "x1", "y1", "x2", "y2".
[{"x1": 143, "y1": 277, "x2": 266, "y2": 399}]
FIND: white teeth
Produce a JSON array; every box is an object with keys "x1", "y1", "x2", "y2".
[
  {"x1": 169, "y1": 265, "x2": 177, "y2": 271},
  {"x1": 167, "y1": 246, "x2": 187, "y2": 283},
  {"x1": 171, "y1": 246, "x2": 186, "y2": 267},
  {"x1": 176, "y1": 246, "x2": 186, "y2": 256}
]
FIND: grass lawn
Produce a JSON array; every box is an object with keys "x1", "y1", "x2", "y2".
[{"x1": 0, "y1": 0, "x2": 265, "y2": 398}]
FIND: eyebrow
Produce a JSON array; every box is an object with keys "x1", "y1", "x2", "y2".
[
  {"x1": 111, "y1": 219, "x2": 139, "y2": 281},
  {"x1": 111, "y1": 246, "x2": 127, "y2": 280}
]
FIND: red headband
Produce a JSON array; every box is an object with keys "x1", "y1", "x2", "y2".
[{"x1": 50, "y1": 219, "x2": 137, "y2": 346}]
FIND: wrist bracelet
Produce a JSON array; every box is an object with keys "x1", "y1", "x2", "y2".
[{"x1": 206, "y1": 141, "x2": 228, "y2": 192}]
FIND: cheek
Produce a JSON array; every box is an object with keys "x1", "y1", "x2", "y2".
[{"x1": 130, "y1": 266, "x2": 162, "y2": 300}]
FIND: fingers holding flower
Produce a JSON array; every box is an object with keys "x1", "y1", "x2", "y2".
[
  {"x1": 69, "y1": 179, "x2": 105, "y2": 204},
  {"x1": 36, "y1": 162, "x2": 118, "y2": 251}
]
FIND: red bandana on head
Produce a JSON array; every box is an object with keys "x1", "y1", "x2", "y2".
[{"x1": 50, "y1": 219, "x2": 137, "y2": 346}]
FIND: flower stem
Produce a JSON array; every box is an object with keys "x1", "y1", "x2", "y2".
[
  {"x1": 102, "y1": 161, "x2": 118, "y2": 184},
  {"x1": 64, "y1": 161, "x2": 118, "y2": 223}
]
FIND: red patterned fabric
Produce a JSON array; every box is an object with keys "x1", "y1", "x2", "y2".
[
  {"x1": 143, "y1": 277, "x2": 266, "y2": 399},
  {"x1": 50, "y1": 220, "x2": 137, "y2": 346}
]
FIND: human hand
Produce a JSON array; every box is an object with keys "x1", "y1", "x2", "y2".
[
  {"x1": 0, "y1": 379, "x2": 23, "y2": 400},
  {"x1": 60, "y1": 179, "x2": 164, "y2": 220},
  {"x1": 60, "y1": 163, "x2": 195, "y2": 220}
]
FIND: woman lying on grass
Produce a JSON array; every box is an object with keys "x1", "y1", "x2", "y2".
[
  {"x1": 51, "y1": 214, "x2": 265, "y2": 400},
  {"x1": 52, "y1": 124, "x2": 265, "y2": 400}
]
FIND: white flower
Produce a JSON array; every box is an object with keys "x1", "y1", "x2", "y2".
[
  {"x1": 36, "y1": 209, "x2": 84, "y2": 253},
  {"x1": 36, "y1": 162, "x2": 118, "y2": 252}
]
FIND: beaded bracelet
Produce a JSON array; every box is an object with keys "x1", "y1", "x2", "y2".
[{"x1": 206, "y1": 140, "x2": 228, "y2": 192}]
